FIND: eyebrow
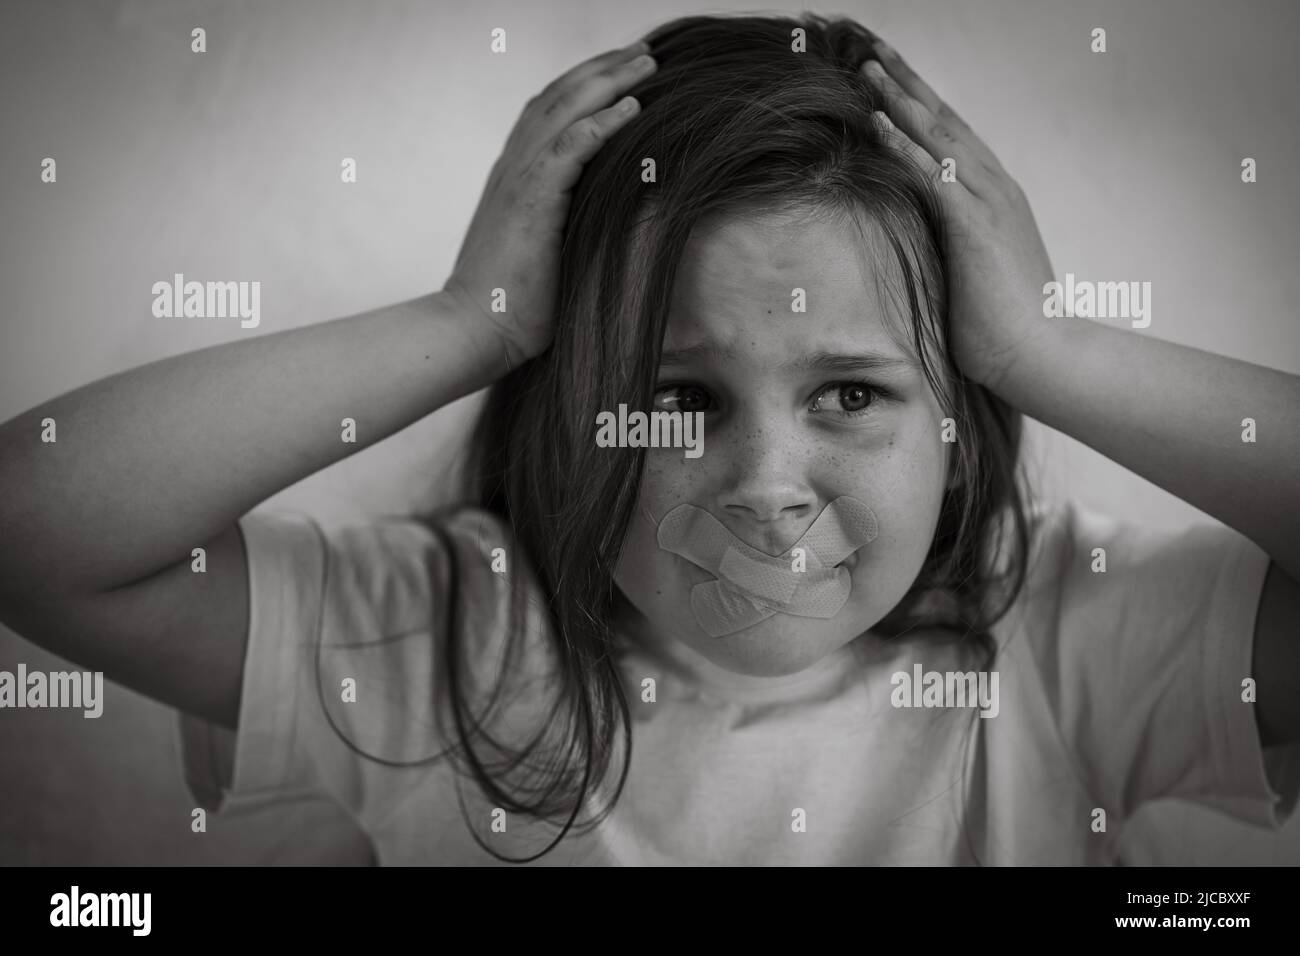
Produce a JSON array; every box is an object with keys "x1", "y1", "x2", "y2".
[{"x1": 659, "y1": 344, "x2": 920, "y2": 374}]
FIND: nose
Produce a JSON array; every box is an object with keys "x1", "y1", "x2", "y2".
[{"x1": 716, "y1": 417, "x2": 818, "y2": 547}]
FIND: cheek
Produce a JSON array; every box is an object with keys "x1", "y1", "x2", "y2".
[
  {"x1": 846, "y1": 476, "x2": 943, "y2": 617},
  {"x1": 613, "y1": 417, "x2": 948, "y2": 630},
  {"x1": 613, "y1": 452, "x2": 704, "y2": 596},
  {"x1": 843, "y1": 416, "x2": 950, "y2": 612},
  {"x1": 636, "y1": 453, "x2": 691, "y2": 510}
]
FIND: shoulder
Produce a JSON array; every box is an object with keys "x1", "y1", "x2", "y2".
[
  {"x1": 990, "y1": 495, "x2": 1272, "y2": 723},
  {"x1": 236, "y1": 504, "x2": 543, "y2": 654},
  {"x1": 1010, "y1": 497, "x2": 1268, "y2": 617},
  {"x1": 265, "y1": 503, "x2": 555, "y2": 740},
  {"x1": 994, "y1": 498, "x2": 1291, "y2": 825},
  {"x1": 995, "y1": 495, "x2": 1271, "y2": 731}
]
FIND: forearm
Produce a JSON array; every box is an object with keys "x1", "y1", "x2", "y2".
[
  {"x1": 992, "y1": 317, "x2": 1300, "y2": 580},
  {"x1": 0, "y1": 290, "x2": 509, "y2": 599}
]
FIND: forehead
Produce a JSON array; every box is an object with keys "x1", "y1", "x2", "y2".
[{"x1": 663, "y1": 206, "x2": 927, "y2": 362}]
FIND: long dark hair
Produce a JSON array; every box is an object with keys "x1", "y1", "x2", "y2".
[{"x1": 345, "y1": 12, "x2": 1032, "y2": 863}]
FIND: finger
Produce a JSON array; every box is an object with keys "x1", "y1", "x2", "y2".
[
  {"x1": 869, "y1": 109, "x2": 942, "y2": 183},
  {"x1": 530, "y1": 95, "x2": 643, "y2": 196},
  {"x1": 510, "y1": 43, "x2": 654, "y2": 158},
  {"x1": 538, "y1": 48, "x2": 656, "y2": 126},
  {"x1": 536, "y1": 39, "x2": 650, "y2": 107},
  {"x1": 863, "y1": 60, "x2": 993, "y2": 199},
  {"x1": 870, "y1": 37, "x2": 1004, "y2": 173}
]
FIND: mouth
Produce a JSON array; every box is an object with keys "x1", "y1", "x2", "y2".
[{"x1": 672, "y1": 548, "x2": 863, "y2": 580}]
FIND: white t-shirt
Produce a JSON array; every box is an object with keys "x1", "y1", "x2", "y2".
[{"x1": 177, "y1": 501, "x2": 1300, "y2": 864}]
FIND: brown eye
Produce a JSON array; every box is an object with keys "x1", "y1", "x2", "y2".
[
  {"x1": 677, "y1": 386, "x2": 709, "y2": 412},
  {"x1": 655, "y1": 384, "x2": 711, "y2": 412},
  {"x1": 839, "y1": 384, "x2": 871, "y2": 412},
  {"x1": 811, "y1": 381, "x2": 886, "y2": 418}
]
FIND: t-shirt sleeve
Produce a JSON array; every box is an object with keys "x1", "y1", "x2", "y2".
[
  {"x1": 1015, "y1": 500, "x2": 1300, "y2": 829},
  {"x1": 175, "y1": 506, "x2": 540, "y2": 831}
]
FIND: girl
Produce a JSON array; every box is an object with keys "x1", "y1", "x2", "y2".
[{"x1": 1, "y1": 13, "x2": 1297, "y2": 865}]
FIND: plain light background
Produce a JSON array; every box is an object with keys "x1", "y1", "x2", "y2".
[{"x1": 1, "y1": 0, "x2": 1297, "y2": 863}]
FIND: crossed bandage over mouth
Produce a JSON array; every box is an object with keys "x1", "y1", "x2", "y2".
[{"x1": 656, "y1": 496, "x2": 879, "y2": 637}]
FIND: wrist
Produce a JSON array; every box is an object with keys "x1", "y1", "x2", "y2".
[
  {"x1": 436, "y1": 283, "x2": 544, "y2": 371},
  {"x1": 983, "y1": 313, "x2": 1082, "y2": 401},
  {"x1": 433, "y1": 286, "x2": 537, "y2": 376}
]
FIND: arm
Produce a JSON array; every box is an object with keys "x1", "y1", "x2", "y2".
[
  {"x1": 993, "y1": 313, "x2": 1300, "y2": 751},
  {"x1": 0, "y1": 37, "x2": 654, "y2": 730},
  {"x1": 0, "y1": 291, "x2": 509, "y2": 727},
  {"x1": 993, "y1": 317, "x2": 1300, "y2": 583},
  {"x1": 863, "y1": 38, "x2": 1300, "y2": 747},
  {"x1": 0, "y1": 291, "x2": 508, "y2": 602}
]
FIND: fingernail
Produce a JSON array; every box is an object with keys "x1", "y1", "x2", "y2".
[
  {"x1": 874, "y1": 37, "x2": 894, "y2": 55},
  {"x1": 627, "y1": 40, "x2": 650, "y2": 54}
]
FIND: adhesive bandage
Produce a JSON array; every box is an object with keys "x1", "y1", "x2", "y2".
[{"x1": 656, "y1": 496, "x2": 878, "y2": 637}]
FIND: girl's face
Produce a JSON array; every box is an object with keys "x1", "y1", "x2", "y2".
[{"x1": 612, "y1": 208, "x2": 952, "y2": 677}]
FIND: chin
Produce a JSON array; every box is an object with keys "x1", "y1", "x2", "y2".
[{"x1": 689, "y1": 613, "x2": 858, "y2": 677}]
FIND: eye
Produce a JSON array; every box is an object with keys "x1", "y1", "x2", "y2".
[
  {"x1": 653, "y1": 383, "x2": 713, "y2": 413},
  {"x1": 810, "y1": 381, "x2": 889, "y2": 419}
]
